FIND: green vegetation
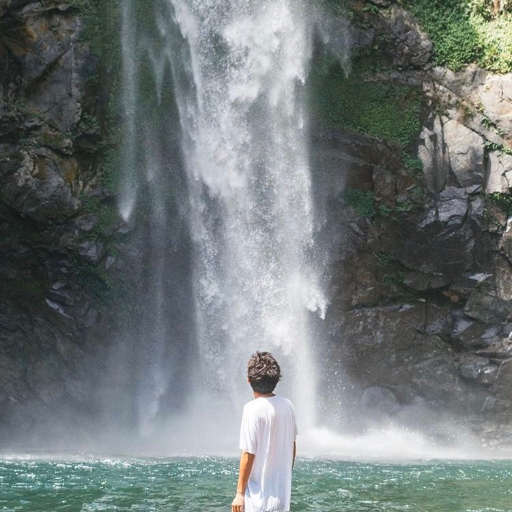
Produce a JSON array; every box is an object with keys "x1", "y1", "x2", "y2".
[
  {"x1": 341, "y1": 189, "x2": 376, "y2": 218},
  {"x1": 402, "y1": 152, "x2": 424, "y2": 177},
  {"x1": 328, "y1": 0, "x2": 512, "y2": 72},
  {"x1": 400, "y1": 0, "x2": 512, "y2": 73},
  {"x1": 340, "y1": 188, "x2": 415, "y2": 219},
  {"x1": 484, "y1": 140, "x2": 512, "y2": 156},
  {"x1": 80, "y1": 197, "x2": 120, "y2": 238},
  {"x1": 324, "y1": 0, "x2": 353, "y2": 17},
  {"x1": 95, "y1": 139, "x2": 123, "y2": 193},
  {"x1": 375, "y1": 199, "x2": 414, "y2": 219},
  {"x1": 363, "y1": 4, "x2": 381, "y2": 15},
  {"x1": 376, "y1": 252, "x2": 394, "y2": 268},
  {"x1": 68, "y1": 0, "x2": 121, "y2": 61},
  {"x1": 374, "y1": 252, "x2": 418, "y2": 301},
  {"x1": 309, "y1": 50, "x2": 423, "y2": 149},
  {"x1": 59, "y1": 1, "x2": 125, "y2": 302},
  {"x1": 71, "y1": 255, "x2": 110, "y2": 304},
  {"x1": 68, "y1": 0, "x2": 125, "y2": 229},
  {"x1": 487, "y1": 192, "x2": 512, "y2": 214},
  {"x1": 382, "y1": 269, "x2": 406, "y2": 289}
]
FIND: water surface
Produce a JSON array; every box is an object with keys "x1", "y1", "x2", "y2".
[{"x1": 1, "y1": 456, "x2": 512, "y2": 511}]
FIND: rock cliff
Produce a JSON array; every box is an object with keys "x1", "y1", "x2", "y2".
[
  {"x1": 1, "y1": 0, "x2": 512, "y2": 445},
  {"x1": 0, "y1": 0, "x2": 127, "y2": 441},
  {"x1": 314, "y1": 0, "x2": 512, "y2": 442}
]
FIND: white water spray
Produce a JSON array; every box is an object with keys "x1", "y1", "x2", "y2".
[
  {"x1": 118, "y1": 0, "x2": 327, "y2": 437},
  {"x1": 165, "y1": 0, "x2": 326, "y2": 429},
  {"x1": 118, "y1": 0, "x2": 138, "y2": 222}
]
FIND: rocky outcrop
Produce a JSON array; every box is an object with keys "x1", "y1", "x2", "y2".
[
  {"x1": 370, "y1": 4, "x2": 433, "y2": 69},
  {"x1": 0, "y1": 0, "x2": 128, "y2": 438},
  {"x1": 0, "y1": 148, "x2": 79, "y2": 222},
  {"x1": 314, "y1": 2, "x2": 512, "y2": 441}
]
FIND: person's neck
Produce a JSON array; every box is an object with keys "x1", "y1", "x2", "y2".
[{"x1": 253, "y1": 391, "x2": 275, "y2": 399}]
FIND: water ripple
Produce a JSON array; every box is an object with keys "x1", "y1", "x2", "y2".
[{"x1": 1, "y1": 457, "x2": 512, "y2": 512}]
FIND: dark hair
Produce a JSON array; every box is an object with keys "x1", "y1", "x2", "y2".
[{"x1": 247, "y1": 351, "x2": 281, "y2": 394}]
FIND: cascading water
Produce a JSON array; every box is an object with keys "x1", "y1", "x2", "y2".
[
  {"x1": 116, "y1": 0, "x2": 326, "y2": 449},
  {"x1": 170, "y1": 0, "x2": 326, "y2": 424}
]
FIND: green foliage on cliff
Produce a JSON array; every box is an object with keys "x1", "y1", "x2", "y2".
[
  {"x1": 68, "y1": 0, "x2": 125, "y2": 208},
  {"x1": 402, "y1": 153, "x2": 423, "y2": 177},
  {"x1": 341, "y1": 189, "x2": 376, "y2": 218},
  {"x1": 375, "y1": 252, "x2": 418, "y2": 301},
  {"x1": 484, "y1": 139, "x2": 512, "y2": 156},
  {"x1": 310, "y1": 56, "x2": 422, "y2": 149},
  {"x1": 69, "y1": 0, "x2": 121, "y2": 60},
  {"x1": 401, "y1": 0, "x2": 512, "y2": 72},
  {"x1": 487, "y1": 192, "x2": 512, "y2": 214},
  {"x1": 340, "y1": 188, "x2": 416, "y2": 220},
  {"x1": 401, "y1": 0, "x2": 481, "y2": 70}
]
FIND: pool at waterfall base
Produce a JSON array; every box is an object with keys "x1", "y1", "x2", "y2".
[{"x1": 2, "y1": 456, "x2": 512, "y2": 511}]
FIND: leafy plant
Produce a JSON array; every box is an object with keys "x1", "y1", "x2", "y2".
[
  {"x1": 401, "y1": 0, "x2": 512, "y2": 72},
  {"x1": 484, "y1": 140, "x2": 512, "y2": 155},
  {"x1": 382, "y1": 270, "x2": 406, "y2": 288},
  {"x1": 377, "y1": 204, "x2": 393, "y2": 218},
  {"x1": 487, "y1": 192, "x2": 512, "y2": 214},
  {"x1": 481, "y1": 116, "x2": 496, "y2": 130},
  {"x1": 363, "y1": 4, "x2": 381, "y2": 14},
  {"x1": 403, "y1": 153, "x2": 424, "y2": 177},
  {"x1": 376, "y1": 252, "x2": 394, "y2": 267},
  {"x1": 340, "y1": 189, "x2": 376, "y2": 218},
  {"x1": 395, "y1": 200, "x2": 414, "y2": 213}
]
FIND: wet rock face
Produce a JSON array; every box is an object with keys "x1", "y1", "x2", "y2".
[
  {"x1": 380, "y1": 188, "x2": 475, "y2": 280},
  {"x1": 480, "y1": 75, "x2": 512, "y2": 143},
  {"x1": 315, "y1": 5, "x2": 512, "y2": 437},
  {"x1": 0, "y1": 2, "x2": 88, "y2": 224},
  {"x1": 442, "y1": 119, "x2": 485, "y2": 188},
  {"x1": 0, "y1": 0, "x2": 121, "y2": 437},
  {"x1": 465, "y1": 256, "x2": 512, "y2": 324},
  {"x1": 381, "y1": 5, "x2": 433, "y2": 69},
  {"x1": 333, "y1": 304, "x2": 478, "y2": 407},
  {"x1": 418, "y1": 116, "x2": 449, "y2": 193},
  {"x1": 0, "y1": 148, "x2": 79, "y2": 222}
]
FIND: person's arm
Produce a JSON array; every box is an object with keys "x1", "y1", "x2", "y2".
[
  {"x1": 231, "y1": 451, "x2": 255, "y2": 512},
  {"x1": 293, "y1": 441, "x2": 296, "y2": 469}
]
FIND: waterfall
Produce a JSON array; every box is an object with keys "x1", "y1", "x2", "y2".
[
  {"x1": 119, "y1": 0, "x2": 138, "y2": 222},
  {"x1": 118, "y1": 0, "x2": 326, "y2": 447}
]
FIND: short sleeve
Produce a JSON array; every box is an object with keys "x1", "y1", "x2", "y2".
[
  {"x1": 239, "y1": 405, "x2": 258, "y2": 454},
  {"x1": 293, "y1": 405, "x2": 299, "y2": 439}
]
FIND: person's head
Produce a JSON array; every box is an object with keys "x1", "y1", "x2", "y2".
[{"x1": 247, "y1": 351, "x2": 281, "y2": 394}]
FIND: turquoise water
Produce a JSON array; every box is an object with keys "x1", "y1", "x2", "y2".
[{"x1": 1, "y1": 456, "x2": 512, "y2": 511}]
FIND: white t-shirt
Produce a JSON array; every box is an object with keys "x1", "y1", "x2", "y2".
[{"x1": 239, "y1": 395, "x2": 298, "y2": 512}]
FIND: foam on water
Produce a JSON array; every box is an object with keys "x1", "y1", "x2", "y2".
[
  {"x1": 3, "y1": 455, "x2": 512, "y2": 512},
  {"x1": 298, "y1": 427, "x2": 512, "y2": 461}
]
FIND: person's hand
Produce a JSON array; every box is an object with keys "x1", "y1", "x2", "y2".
[{"x1": 231, "y1": 492, "x2": 244, "y2": 512}]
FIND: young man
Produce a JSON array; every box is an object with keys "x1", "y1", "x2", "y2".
[{"x1": 231, "y1": 351, "x2": 298, "y2": 512}]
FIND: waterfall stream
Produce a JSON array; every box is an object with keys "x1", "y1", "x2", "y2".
[{"x1": 118, "y1": 0, "x2": 326, "y2": 448}]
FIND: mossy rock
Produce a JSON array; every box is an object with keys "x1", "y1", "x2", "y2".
[{"x1": 309, "y1": 49, "x2": 424, "y2": 149}]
